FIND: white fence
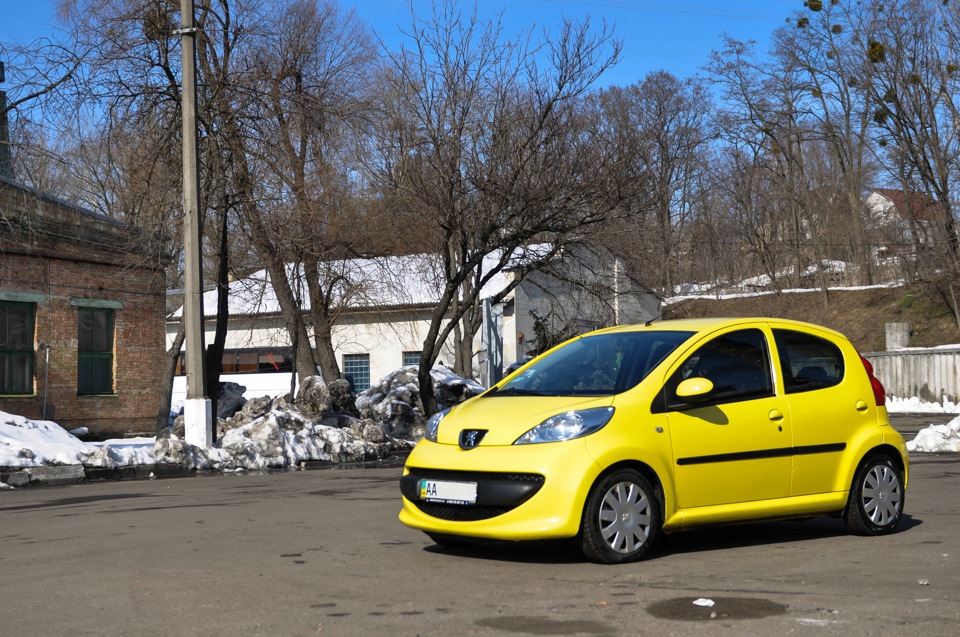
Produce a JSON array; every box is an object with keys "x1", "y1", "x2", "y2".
[
  {"x1": 864, "y1": 348, "x2": 960, "y2": 405},
  {"x1": 171, "y1": 373, "x2": 295, "y2": 411}
]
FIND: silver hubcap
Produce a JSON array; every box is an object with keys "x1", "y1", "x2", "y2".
[
  {"x1": 598, "y1": 481, "x2": 651, "y2": 554},
  {"x1": 862, "y1": 464, "x2": 902, "y2": 526}
]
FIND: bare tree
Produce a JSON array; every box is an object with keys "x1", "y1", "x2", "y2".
[
  {"x1": 589, "y1": 72, "x2": 712, "y2": 295},
  {"x1": 370, "y1": 1, "x2": 622, "y2": 413},
  {"x1": 771, "y1": 0, "x2": 884, "y2": 285},
  {"x1": 864, "y1": 0, "x2": 960, "y2": 327},
  {"x1": 707, "y1": 36, "x2": 836, "y2": 302},
  {"x1": 241, "y1": 0, "x2": 377, "y2": 382}
]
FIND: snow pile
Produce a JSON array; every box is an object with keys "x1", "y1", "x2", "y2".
[
  {"x1": 886, "y1": 396, "x2": 960, "y2": 414},
  {"x1": 907, "y1": 416, "x2": 960, "y2": 453},
  {"x1": 357, "y1": 365, "x2": 485, "y2": 439},
  {"x1": 155, "y1": 406, "x2": 406, "y2": 472},
  {"x1": 1, "y1": 366, "x2": 484, "y2": 475},
  {"x1": 0, "y1": 413, "x2": 101, "y2": 468},
  {"x1": 0, "y1": 406, "x2": 407, "y2": 474},
  {"x1": 0, "y1": 413, "x2": 158, "y2": 468}
]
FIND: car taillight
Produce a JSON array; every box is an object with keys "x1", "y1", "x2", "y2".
[{"x1": 860, "y1": 356, "x2": 886, "y2": 407}]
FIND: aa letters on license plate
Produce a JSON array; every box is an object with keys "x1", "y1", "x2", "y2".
[{"x1": 420, "y1": 479, "x2": 477, "y2": 505}]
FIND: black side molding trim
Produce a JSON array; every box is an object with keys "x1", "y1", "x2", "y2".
[{"x1": 677, "y1": 443, "x2": 846, "y2": 466}]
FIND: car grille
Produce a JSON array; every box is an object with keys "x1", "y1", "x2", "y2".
[
  {"x1": 405, "y1": 468, "x2": 545, "y2": 521},
  {"x1": 414, "y1": 502, "x2": 514, "y2": 521}
]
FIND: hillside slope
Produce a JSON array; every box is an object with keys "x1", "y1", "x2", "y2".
[{"x1": 662, "y1": 284, "x2": 959, "y2": 353}]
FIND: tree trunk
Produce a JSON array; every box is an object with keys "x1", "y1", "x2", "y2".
[
  {"x1": 313, "y1": 328, "x2": 339, "y2": 383},
  {"x1": 223, "y1": 131, "x2": 318, "y2": 388},
  {"x1": 157, "y1": 322, "x2": 186, "y2": 436},
  {"x1": 303, "y1": 258, "x2": 341, "y2": 383},
  {"x1": 204, "y1": 199, "x2": 231, "y2": 418}
]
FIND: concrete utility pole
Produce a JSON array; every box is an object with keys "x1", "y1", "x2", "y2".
[{"x1": 179, "y1": 0, "x2": 212, "y2": 446}]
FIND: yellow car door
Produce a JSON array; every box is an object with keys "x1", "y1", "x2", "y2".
[
  {"x1": 771, "y1": 327, "x2": 875, "y2": 496},
  {"x1": 657, "y1": 327, "x2": 793, "y2": 509}
]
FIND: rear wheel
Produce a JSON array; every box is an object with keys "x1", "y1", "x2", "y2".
[
  {"x1": 580, "y1": 469, "x2": 660, "y2": 564},
  {"x1": 844, "y1": 455, "x2": 904, "y2": 535}
]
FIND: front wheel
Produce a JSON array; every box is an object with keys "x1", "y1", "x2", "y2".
[
  {"x1": 843, "y1": 455, "x2": 905, "y2": 535},
  {"x1": 580, "y1": 469, "x2": 660, "y2": 564}
]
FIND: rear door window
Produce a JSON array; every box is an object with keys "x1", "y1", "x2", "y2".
[{"x1": 773, "y1": 329, "x2": 844, "y2": 394}]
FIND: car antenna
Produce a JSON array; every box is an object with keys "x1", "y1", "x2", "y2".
[{"x1": 645, "y1": 313, "x2": 662, "y2": 327}]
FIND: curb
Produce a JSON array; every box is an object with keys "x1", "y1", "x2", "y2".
[
  {"x1": 1, "y1": 463, "x2": 190, "y2": 488},
  {"x1": 1, "y1": 452, "x2": 409, "y2": 489},
  {"x1": 2, "y1": 465, "x2": 87, "y2": 488}
]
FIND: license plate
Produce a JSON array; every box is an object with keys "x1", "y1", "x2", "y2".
[{"x1": 419, "y1": 479, "x2": 478, "y2": 505}]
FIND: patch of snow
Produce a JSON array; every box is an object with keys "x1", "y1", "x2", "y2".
[
  {"x1": 356, "y1": 365, "x2": 485, "y2": 439},
  {"x1": 907, "y1": 416, "x2": 960, "y2": 453},
  {"x1": 887, "y1": 396, "x2": 960, "y2": 414},
  {"x1": 665, "y1": 282, "x2": 901, "y2": 305},
  {"x1": 170, "y1": 247, "x2": 555, "y2": 320},
  {"x1": 1, "y1": 365, "x2": 485, "y2": 473},
  {"x1": 0, "y1": 413, "x2": 96, "y2": 467}
]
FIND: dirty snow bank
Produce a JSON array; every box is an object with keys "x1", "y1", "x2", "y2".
[
  {"x1": 1, "y1": 366, "x2": 482, "y2": 473},
  {"x1": 886, "y1": 395, "x2": 960, "y2": 414},
  {"x1": 907, "y1": 416, "x2": 960, "y2": 453},
  {"x1": 356, "y1": 365, "x2": 485, "y2": 439}
]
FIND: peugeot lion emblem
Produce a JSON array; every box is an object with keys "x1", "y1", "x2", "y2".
[{"x1": 459, "y1": 429, "x2": 487, "y2": 450}]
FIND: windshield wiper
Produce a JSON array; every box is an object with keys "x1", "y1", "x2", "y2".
[{"x1": 488, "y1": 387, "x2": 548, "y2": 396}]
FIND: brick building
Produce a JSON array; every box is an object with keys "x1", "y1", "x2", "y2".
[{"x1": 0, "y1": 176, "x2": 169, "y2": 437}]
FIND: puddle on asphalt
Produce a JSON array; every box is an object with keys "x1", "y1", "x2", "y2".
[{"x1": 646, "y1": 596, "x2": 788, "y2": 621}]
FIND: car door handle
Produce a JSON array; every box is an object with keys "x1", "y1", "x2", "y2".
[
  {"x1": 856, "y1": 400, "x2": 869, "y2": 412},
  {"x1": 768, "y1": 409, "x2": 784, "y2": 422}
]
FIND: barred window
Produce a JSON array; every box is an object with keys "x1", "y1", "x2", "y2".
[
  {"x1": 343, "y1": 353, "x2": 371, "y2": 392},
  {"x1": 78, "y1": 308, "x2": 114, "y2": 395},
  {"x1": 0, "y1": 301, "x2": 35, "y2": 395}
]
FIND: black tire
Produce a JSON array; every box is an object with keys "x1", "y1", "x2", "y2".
[
  {"x1": 843, "y1": 454, "x2": 905, "y2": 536},
  {"x1": 580, "y1": 469, "x2": 660, "y2": 564}
]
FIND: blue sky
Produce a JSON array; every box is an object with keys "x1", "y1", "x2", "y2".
[{"x1": 1, "y1": 0, "x2": 800, "y2": 86}]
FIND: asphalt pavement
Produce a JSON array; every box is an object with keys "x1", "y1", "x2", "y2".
[{"x1": 1, "y1": 414, "x2": 958, "y2": 636}]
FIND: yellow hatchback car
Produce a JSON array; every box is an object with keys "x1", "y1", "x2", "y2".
[{"x1": 399, "y1": 318, "x2": 909, "y2": 564}]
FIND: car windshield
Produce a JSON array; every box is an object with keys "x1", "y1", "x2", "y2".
[{"x1": 494, "y1": 331, "x2": 694, "y2": 396}]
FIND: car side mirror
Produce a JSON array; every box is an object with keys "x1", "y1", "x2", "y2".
[{"x1": 676, "y1": 377, "x2": 715, "y2": 402}]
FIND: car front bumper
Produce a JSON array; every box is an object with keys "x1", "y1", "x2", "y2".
[{"x1": 398, "y1": 438, "x2": 602, "y2": 541}]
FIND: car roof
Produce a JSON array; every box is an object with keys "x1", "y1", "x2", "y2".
[{"x1": 593, "y1": 317, "x2": 847, "y2": 340}]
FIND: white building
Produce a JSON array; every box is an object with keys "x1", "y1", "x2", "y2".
[
  {"x1": 864, "y1": 188, "x2": 944, "y2": 253},
  {"x1": 167, "y1": 246, "x2": 660, "y2": 402}
]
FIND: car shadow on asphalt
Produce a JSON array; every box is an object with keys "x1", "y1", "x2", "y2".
[
  {"x1": 423, "y1": 538, "x2": 586, "y2": 564},
  {"x1": 653, "y1": 513, "x2": 922, "y2": 559},
  {"x1": 422, "y1": 514, "x2": 922, "y2": 564}
]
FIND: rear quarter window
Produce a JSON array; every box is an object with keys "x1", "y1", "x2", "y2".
[{"x1": 773, "y1": 329, "x2": 844, "y2": 394}]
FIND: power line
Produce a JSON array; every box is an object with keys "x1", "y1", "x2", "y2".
[{"x1": 540, "y1": 0, "x2": 790, "y2": 22}]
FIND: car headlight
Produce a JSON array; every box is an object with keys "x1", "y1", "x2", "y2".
[
  {"x1": 514, "y1": 407, "x2": 615, "y2": 445},
  {"x1": 424, "y1": 408, "x2": 450, "y2": 442}
]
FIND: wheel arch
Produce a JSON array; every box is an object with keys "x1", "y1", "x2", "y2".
[
  {"x1": 854, "y1": 444, "x2": 907, "y2": 483},
  {"x1": 843, "y1": 444, "x2": 907, "y2": 534},
  {"x1": 585, "y1": 459, "x2": 667, "y2": 519}
]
